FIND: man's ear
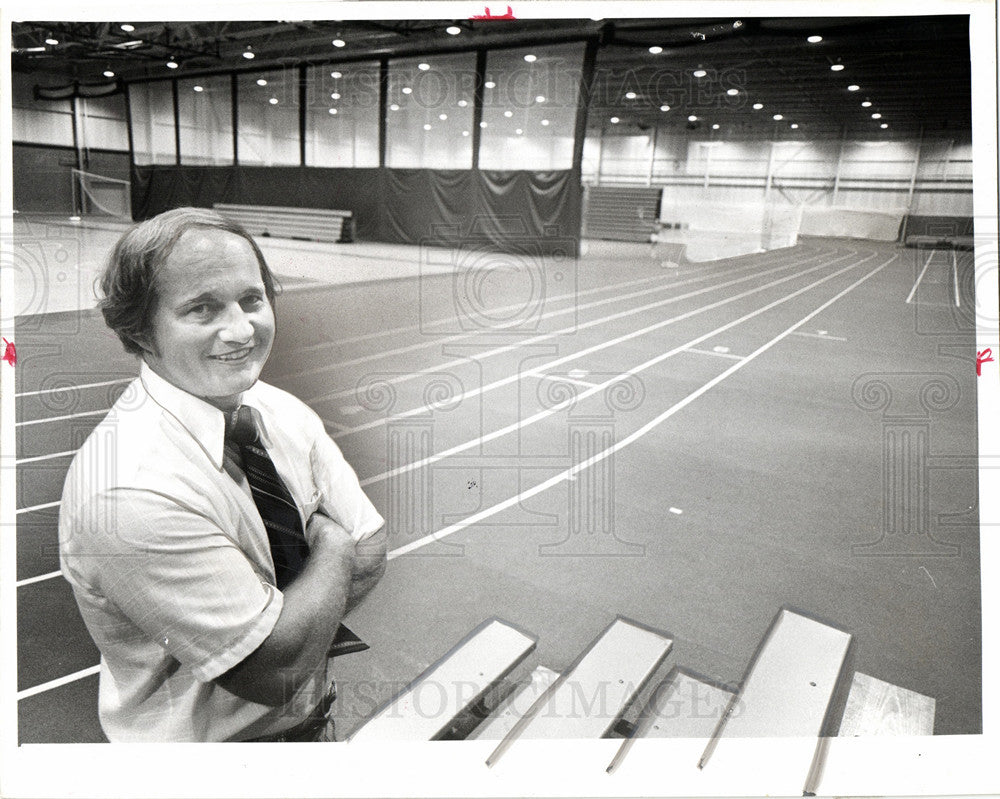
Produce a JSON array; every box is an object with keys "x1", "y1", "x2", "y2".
[{"x1": 132, "y1": 334, "x2": 158, "y2": 358}]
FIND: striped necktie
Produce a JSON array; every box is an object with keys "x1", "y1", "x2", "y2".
[
  {"x1": 224, "y1": 406, "x2": 369, "y2": 657},
  {"x1": 225, "y1": 405, "x2": 310, "y2": 589}
]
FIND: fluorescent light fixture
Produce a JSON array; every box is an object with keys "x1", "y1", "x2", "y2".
[
  {"x1": 103, "y1": 69, "x2": 116, "y2": 78},
  {"x1": 402, "y1": 87, "x2": 412, "y2": 94},
  {"x1": 861, "y1": 100, "x2": 872, "y2": 107},
  {"x1": 524, "y1": 54, "x2": 537, "y2": 62},
  {"x1": 712, "y1": 123, "x2": 720, "y2": 130},
  {"x1": 332, "y1": 38, "x2": 346, "y2": 47},
  {"x1": 693, "y1": 68, "x2": 707, "y2": 77},
  {"x1": 536, "y1": 95, "x2": 546, "y2": 103},
  {"x1": 120, "y1": 23, "x2": 135, "y2": 32},
  {"x1": 193, "y1": 85, "x2": 204, "y2": 92},
  {"x1": 166, "y1": 58, "x2": 179, "y2": 69},
  {"x1": 330, "y1": 92, "x2": 340, "y2": 99},
  {"x1": 687, "y1": 114, "x2": 698, "y2": 121},
  {"x1": 726, "y1": 88, "x2": 739, "y2": 96},
  {"x1": 418, "y1": 63, "x2": 430, "y2": 71},
  {"x1": 331, "y1": 71, "x2": 342, "y2": 79},
  {"x1": 753, "y1": 102, "x2": 763, "y2": 110},
  {"x1": 848, "y1": 84, "x2": 860, "y2": 91},
  {"x1": 830, "y1": 63, "x2": 844, "y2": 71},
  {"x1": 773, "y1": 113, "x2": 783, "y2": 120},
  {"x1": 329, "y1": 108, "x2": 338, "y2": 115},
  {"x1": 446, "y1": 25, "x2": 461, "y2": 35},
  {"x1": 389, "y1": 103, "x2": 400, "y2": 111},
  {"x1": 257, "y1": 78, "x2": 267, "y2": 86},
  {"x1": 625, "y1": 91, "x2": 637, "y2": 100},
  {"x1": 610, "y1": 116, "x2": 620, "y2": 123},
  {"x1": 268, "y1": 98, "x2": 278, "y2": 105},
  {"x1": 457, "y1": 99, "x2": 468, "y2": 107},
  {"x1": 649, "y1": 46, "x2": 663, "y2": 54},
  {"x1": 660, "y1": 105, "x2": 670, "y2": 112},
  {"x1": 541, "y1": 119, "x2": 550, "y2": 126},
  {"x1": 485, "y1": 80, "x2": 496, "y2": 89},
  {"x1": 807, "y1": 35, "x2": 823, "y2": 43}
]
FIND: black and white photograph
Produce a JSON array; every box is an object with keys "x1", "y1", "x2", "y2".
[{"x1": 0, "y1": 2, "x2": 997, "y2": 797}]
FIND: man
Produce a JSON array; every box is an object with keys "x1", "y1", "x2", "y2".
[{"x1": 59, "y1": 207, "x2": 386, "y2": 742}]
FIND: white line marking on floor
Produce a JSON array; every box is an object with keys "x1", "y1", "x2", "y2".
[
  {"x1": 388, "y1": 255, "x2": 894, "y2": 560},
  {"x1": 566, "y1": 369, "x2": 589, "y2": 379},
  {"x1": 669, "y1": 507, "x2": 683, "y2": 515},
  {"x1": 17, "y1": 450, "x2": 76, "y2": 464},
  {"x1": 300, "y1": 248, "x2": 829, "y2": 396},
  {"x1": 684, "y1": 347, "x2": 744, "y2": 361},
  {"x1": 333, "y1": 249, "x2": 867, "y2": 439},
  {"x1": 712, "y1": 345, "x2": 730, "y2": 353},
  {"x1": 363, "y1": 251, "x2": 881, "y2": 489},
  {"x1": 791, "y1": 331, "x2": 848, "y2": 341},
  {"x1": 529, "y1": 373, "x2": 602, "y2": 389},
  {"x1": 15, "y1": 408, "x2": 107, "y2": 428},
  {"x1": 15, "y1": 377, "x2": 133, "y2": 399},
  {"x1": 16, "y1": 570, "x2": 62, "y2": 588},
  {"x1": 17, "y1": 665, "x2": 101, "y2": 701},
  {"x1": 16, "y1": 501, "x2": 61, "y2": 515}
]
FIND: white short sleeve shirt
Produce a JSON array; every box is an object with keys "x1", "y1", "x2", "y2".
[{"x1": 58, "y1": 362, "x2": 384, "y2": 742}]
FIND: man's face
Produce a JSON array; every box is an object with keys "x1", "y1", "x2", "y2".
[{"x1": 143, "y1": 228, "x2": 275, "y2": 412}]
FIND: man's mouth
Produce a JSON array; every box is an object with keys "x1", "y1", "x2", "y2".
[{"x1": 211, "y1": 347, "x2": 253, "y2": 363}]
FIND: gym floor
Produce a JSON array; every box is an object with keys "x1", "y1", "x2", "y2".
[{"x1": 11, "y1": 216, "x2": 981, "y2": 742}]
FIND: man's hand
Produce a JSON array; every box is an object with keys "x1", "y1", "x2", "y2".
[{"x1": 305, "y1": 512, "x2": 356, "y2": 555}]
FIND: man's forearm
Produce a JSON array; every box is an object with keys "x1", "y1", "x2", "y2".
[{"x1": 345, "y1": 525, "x2": 387, "y2": 613}]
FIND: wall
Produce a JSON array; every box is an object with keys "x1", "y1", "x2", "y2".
[{"x1": 584, "y1": 128, "x2": 974, "y2": 218}]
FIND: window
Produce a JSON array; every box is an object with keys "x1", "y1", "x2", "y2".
[
  {"x1": 386, "y1": 52, "x2": 475, "y2": 168},
  {"x1": 237, "y1": 68, "x2": 300, "y2": 166},
  {"x1": 305, "y1": 63, "x2": 379, "y2": 167},
  {"x1": 480, "y1": 43, "x2": 583, "y2": 170},
  {"x1": 178, "y1": 75, "x2": 233, "y2": 165},
  {"x1": 129, "y1": 81, "x2": 176, "y2": 165}
]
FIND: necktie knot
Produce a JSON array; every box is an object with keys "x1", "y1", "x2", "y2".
[{"x1": 226, "y1": 405, "x2": 259, "y2": 446}]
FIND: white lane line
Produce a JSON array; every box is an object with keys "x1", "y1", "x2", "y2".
[
  {"x1": 905, "y1": 250, "x2": 937, "y2": 304},
  {"x1": 791, "y1": 331, "x2": 848, "y2": 342},
  {"x1": 528, "y1": 373, "x2": 602, "y2": 389},
  {"x1": 279, "y1": 257, "x2": 740, "y2": 361},
  {"x1": 17, "y1": 450, "x2": 76, "y2": 464},
  {"x1": 285, "y1": 252, "x2": 806, "y2": 385},
  {"x1": 15, "y1": 377, "x2": 133, "y2": 399},
  {"x1": 388, "y1": 255, "x2": 895, "y2": 560},
  {"x1": 16, "y1": 570, "x2": 62, "y2": 588},
  {"x1": 17, "y1": 665, "x2": 101, "y2": 701},
  {"x1": 683, "y1": 347, "x2": 745, "y2": 361},
  {"x1": 15, "y1": 408, "x2": 107, "y2": 428},
  {"x1": 16, "y1": 501, "x2": 61, "y2": 515},
  {"x1": 363, "y1": 252, "x2": 882, "y2": 489},
  {"x1": 330, "y1": 249, "x2": 869, "y2": 438}
]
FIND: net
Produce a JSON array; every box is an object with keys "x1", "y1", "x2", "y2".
[{"x1": 72, "y1": 168, "x2": 132, "y2": 219}]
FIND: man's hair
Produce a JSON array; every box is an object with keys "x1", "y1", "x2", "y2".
[{"x1": 99, "y1": 207, "x2": 279, "y2": 355}]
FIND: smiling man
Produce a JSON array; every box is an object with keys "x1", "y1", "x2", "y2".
[{"x1": 58, "y1": 207, "x2": 386, "y2": 742}]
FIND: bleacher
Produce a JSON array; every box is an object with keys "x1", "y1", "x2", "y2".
[{"x1": 214, "y1": 203, "x2": 354, "y2": 243}]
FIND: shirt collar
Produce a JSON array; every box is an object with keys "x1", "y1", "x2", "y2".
[{"x1": 139, "y1": 362, "x2": 270, "y2": 469}]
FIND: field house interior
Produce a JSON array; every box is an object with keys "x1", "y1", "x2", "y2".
[{"x1": 4, "y1": 12, "x2": 986, "y2": 761}]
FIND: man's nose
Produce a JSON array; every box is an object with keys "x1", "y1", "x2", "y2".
[{"x1": 219, "y1": 305, "x2": 254, "y2": 342}]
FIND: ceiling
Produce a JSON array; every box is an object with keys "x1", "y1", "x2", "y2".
[{"x1": 11, "y1": 15, "x2": 973, "y2": 139}]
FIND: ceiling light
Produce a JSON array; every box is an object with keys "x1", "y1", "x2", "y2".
[
  {"x1": 807, "y1": 35, "x2": 823, "y2": 43},
  {"x1": 480, "y1": 121, "x2": 487, "y2": 128},
  {"x1": 120, "y1": 23, "x2": 134, "y2": 32},
  {"x1": 503, "y1": 110, "x2": 513, "y2": 118},
  {"x1": 693, "y1": 68, "x2": 707, "y2": 78},
  {"x1": 541, "y1": 119, "x2": 550, "y2": 126},
  {"x1": 193, "y1": 85, "x2": 204, "y2": 92},
  {"x1": 485, "y1": 80, "x2": 496, "y2": 89},
  {"x1": 329, "y1": 92, "x2": 340, "y2": 100},
  {"x1": 712, "y1": 123, "x2": 720, "y2": 130},
  {"x1": 103, "y1": 68, "x2": 116, "y2": 78},
  {"x1": 329, "y1": 108, "x2": 338, "y2": 115},
  {"x1": 753, "y1": 102, "x2": 763, "y2": 110},
  {"x1": 257, "y1": 78, "x2": 267, "y2": 86},
  {"x1": 516, "y1": 128, "x2": 523, "y2": 134},
  {"x1": 423, "y1": 123, "x2": 431, "y2": 131},
  {"x1": 446, "y1": 25, "x2": 462, "y2": 35},
  {"x1": 830, "y1": 63, "x2": 844, "y2": 71},
  {"x1": 536, "y1": 95, "x2": 546, "y2": 103},
  {"x1": 390, "y1": 103, "x2": 400, "y2": 111},
  {"x1": 402, "y1": 87, "x2": 412, "y2": 95},
  {"x1": 610, "y1": 117, "x2": 620, "y2": 124},
  {"x1": 524, "y1": 54, "x2": 537, "y2": 63},
  {"x1": 625, "y1": 91, "x2": 637, "y2": 100},
  {"x1": 880, "y1": 123, "x2": 889, "y2": 129},
  {"x1": 332, "y1": 38, "x2": 346, "y2": 48},
  {"x1": 791, "y1": 123, "x2": 799, "y2": 129},
  {"x1": 439, "y1": 113, "x2": 447, "y2": 120},
  {"x1": 457, "y1": 99, "x2": 468, "y2": 107},
  {"x1": 462, "y1": 130, "x2": 470, "y2": 136},
  {"x1": 331, "y1": 71, "x2": 342, "y2": 79},
  {"x1": 660, "y1": 105, "x2": 670, "y2": 112},
  {"x1": 418, "y1": 63, "x2": 430, "y2": 71},
  {"x1": 166, "y1": 58, "x2": 179, "y2": 69},
  {"x1": 773, "y1": 113, "x2": 783, "y2": 120},
  {"x1": 243, "y1": 45, "x2": 254, "y2": 60},
  {"x1": 871, "y1": 113, "x2": 882, "y2": 119},
  {"x1": 649, "y1": 46, "x2": 663, "y2": 54},
  {"x1": 861, "y1": 100, "x2": 872, "y2": 107},
  {"x1": 44, "y1": 34, "x2": 59, "y2": 45},
  {"x1": 688, "y1": 114, "x2": 698, "y2": 122},
  {"x1": 847, "y1": 84, "x2": 860, "y2": 91},
  {"x1": 268, "y1": 98, "x2": 278, "y2": 105},
  {"x1": 726, "y1": 88, "x2": 739, "y2": 96}
]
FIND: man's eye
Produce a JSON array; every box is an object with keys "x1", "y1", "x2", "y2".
[
  {"x1": 187, "y1": 304, "x2": 213, "y2": 317},
  {"x1": 241, "y1": 295, "x2": 265, "y2": 311}
]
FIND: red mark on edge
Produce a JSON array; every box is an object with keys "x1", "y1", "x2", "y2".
[
  {"x1": 2, "y1": 338, "x2": 15, "y2": 367},
  {"x1": 471, "y1": 5, "x2": 516, "y2": 19},
  {"x1": 976, "y1": 348, "x2": 994, "y2": 376}
]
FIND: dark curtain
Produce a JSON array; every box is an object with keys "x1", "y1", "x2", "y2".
[{"x1": 131, "y1": 165, "x2": 581, "y2": 255}]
